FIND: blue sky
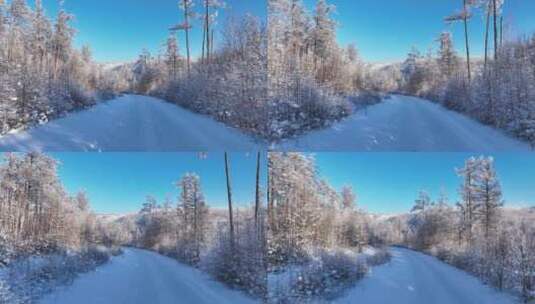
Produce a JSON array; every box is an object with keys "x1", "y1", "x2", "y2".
[
  {"x1": 49, "y1": 152, "x2": 267, "y2": 214},
  {"x1": 312, "y1": 153, "x2": 535, "y2": 214},
  {"x1": 35, "y1": 1, "x2": 535, "y2": 63},
  {"x1": 303, "y1": 0, "x2": 535, "y2": 63},
  {"x1": 37, "y1": 0, "x2": 266, "y2": 63}
]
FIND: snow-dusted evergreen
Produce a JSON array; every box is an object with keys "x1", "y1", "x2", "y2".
[{"x1": 0, "y1": 0, "x2": 124, "y2": 135}]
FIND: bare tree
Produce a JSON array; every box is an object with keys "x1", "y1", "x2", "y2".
[
  {"x1": 224, "y1": 152, "x2": 234, "y2": 248},
  {"x1": 445, "y1": 0, "x2": 475, "y2": 82}
]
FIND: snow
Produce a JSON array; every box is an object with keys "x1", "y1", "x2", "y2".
[
  {"x1": 39, "y1": 248, "x2": 257, "y2": 304},
  {"x1": 277, "y1": 95, "x2": 531, "y2": 151},
  {"x1": 0, "y1": 95, "x2": 263, "y2": 151},
  {"x1": 333, "y1": 247, "x2": 518, "y2": 304},
  {"x1": 0, "y1": 94, "x2": 529, "y2": 151}
]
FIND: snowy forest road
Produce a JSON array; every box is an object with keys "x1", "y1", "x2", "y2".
[
  {"x1": 39, "y1": 248, "x2": 257, "y2": 304},
  {"x1": 335, "y1": 247, "x2": 518, "y2": 304},
  {"x1": 0, "y1": 95, "x2": 262, "y2": 151},
  {"x1": 277, "y1": 95, "x2": 531, "y2": 151}
]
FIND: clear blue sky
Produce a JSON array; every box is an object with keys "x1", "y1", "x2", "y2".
[
  {"x1": 303, "y1": 0, "x2": 535, "y2": 62},
  {"x1": 35, "y1": 1, "x2": 535, "y2": 63},
  {"x1": 312, "y1": 153, "x2": 535, "y2": 214},
  {"x1": 49, "y1": 152, "x2": 267, "y2": 214},
  {"x1": 37, "y1": 0, "x2": 266, "y2": 62}
]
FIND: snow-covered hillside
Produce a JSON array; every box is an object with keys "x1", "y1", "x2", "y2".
[
  {"x1": 334, "y1": 247, "x2": 518, "y2": 304},
  {"x1": 39, "y1": 248, "x2": 257, "y2": 304},
  {"x1": 277, "y1": 95, "x2": 531, "y2": 151},
  {"x1": 0, "y1": 95, "x2": 263, "y2": 151}
]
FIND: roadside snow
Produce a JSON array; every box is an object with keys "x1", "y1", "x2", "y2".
[
  {"x1": 0, "y1": 95, "x2": 263, "y2": 151},
  {"x1": 334, "y1": 247, "x2": 518, "y2": 304},
  {"x1": 0, "y1": 94, "x2": 528, "y2": 151},
  {"x1": 39, "y1": 248, "x2": 257, "y2": 304},
  {"x1": 277, "y1": 95, "x2": 531, "y2": 151}
]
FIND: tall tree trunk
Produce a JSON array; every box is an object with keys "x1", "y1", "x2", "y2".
[
  {"x1": 201, "y1": 20, "x2": 206, "y2": 64},
  {"x1": 205, "y1": 0, "x2": 210, "y2": 63},
  {"x1": 184, "y1": 1, "x2": 191, "y2": 77},
  {"x1": 500, "y1": 16, "x2": 503, "y2": 48},
  {"x1": 463, "y1": 0, "x2": 471, "y2": 83},
  {"x1": 255, "y1": 152, "x2": 261, "y2": 227},
  {"x1": 210, "y1": 29, "x2": 214, "y2": 58},
  {"x1": 224, "y1": 152, "x2": 234, "y2": 248},
  {"x1": 484, "y1": 1, "x2": 491, "y2": 72},
  {"x1": 493, "y1": 0, "x2": 498, "y2": 61}
]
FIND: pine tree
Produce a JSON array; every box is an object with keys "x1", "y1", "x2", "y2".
[
  {"x1": 165, "y1": 32, "x2": 180, "y2": 81},
  {"x1": 178, "y1": 0, "x2": 194, "y2": 76},
  {"x1": 341, "y1": 185, "x2": 356, "y2": 210},
  {"x1": 437, "y1": 31, "x2": 459, "y2": 79},
  {"x1": 51, "y1": 1, "x2": 74, "y2": 80},
  {"x1": 456, "y1": 157, "x2": 480, "y2": 245},
  {"x1": 473, "y1": 157, "x2": 503, "y2": 240}
]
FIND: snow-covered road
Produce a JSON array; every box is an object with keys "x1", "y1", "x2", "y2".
[
  {"x1": 0, "y1": 95, "x2": 262, "y2": 151},
  {"x1": 39, "y1": 248, "x2": 257, "y2": 304},
  {"x1": 0, "y1": 94, "x2": 529, "y2": 152},
  {"x1": 334, "y1": 247, "x2": 517, "y2": 304},
  {"x1": 277, "y1": 95, "x2": 531, "y2": 151}
]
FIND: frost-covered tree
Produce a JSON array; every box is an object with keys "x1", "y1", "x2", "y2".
[
  {"x1": 456, "y1": 157, "x2": 480, "y2": 245},
  {"x1": 176, "y1": 173, "x2": 208, "y2": 264},
  {"x1": 165, "y1": 32, "x2": 180, "y2": 81},
  {"x1": 473, "y1": 157, "x2": 503, "y2": 240},
  {"x1": 0, "y1": 0, "x2": 120, "y2": 134},
  {"x1": 437, "y1": 32, "x2": 460, "y2": 79},
  {"x1": 341, "y1": 185, "x2": 356, "y2": 209},
  {"x1": 445, "y1": 0, "x2": 476, "y2": 82},
  {"x1": 178, "y1": 0, "x2": 194, "y2": 76}
]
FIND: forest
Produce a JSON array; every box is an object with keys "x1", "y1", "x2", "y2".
[
  {"x1": 0, "y1": 153, "x2": 121, "y2": 303},
  {"x1": 0, "y1": 152, "x2": 267, "y2": 303},
  {"x1": 0, "y1": 0, "x2": 123, "y2": 135},
  {"x1": 363, "y1": 0, "x2": 535, "y2": 146},
  {"x1": 267, "y1": 153, "x2": 534, "y2": 302},
  {"x1": 1, "y1": 0, "x2": 534, "y2": 147},
  {"x1": 0, "y1": 152, "x2": 533, "y2": 303},
  {"x1": 119, "y1": 0, "x2": 270, "y2": 139},
  {"x1": 119, "y1": 152, "x2": 268, "y2": 299},
  {"x1": 371, "y1": 156, "x2": 535, "y2": 302},
  {"x1": 267, "y1": 153, "x2": 391, "y2": 301}
]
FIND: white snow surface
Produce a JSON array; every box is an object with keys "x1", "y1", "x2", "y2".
[
  {"x1": 0, "y1": 94, "x2": 529, "y2": 151},
  {"x1": 0, "y1": 95, "x2": 262, "y2": 151},
  {"x1": 39, "y1": 248, "x2": 257, "y2": 304},
  {"x1": 334, "y1": 247, "x2": 518, "y2": 304},
  {"x1": 277, "y1": 95, "x2": 531, "y2": 151}
]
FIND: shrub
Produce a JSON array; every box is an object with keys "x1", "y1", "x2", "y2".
[{"x1": 292, "y1": 249, "x2": 368, "y2": 300}]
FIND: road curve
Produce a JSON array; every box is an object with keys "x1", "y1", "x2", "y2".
[
  {"x1": 334, "y1": 247, "x2": 518, "y2": 304},
  {"x1": 39, "y1": 248, "x2": 256, "y2": 304},
  {"x1": 0, "y1": 95, "x2": 263, "y2": 151},
  {"x1": 277, "y1": 95, "x2": 531, "y2": 152}
]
